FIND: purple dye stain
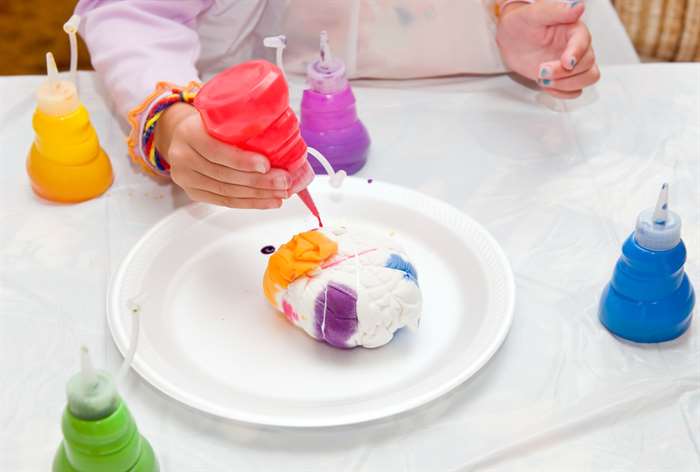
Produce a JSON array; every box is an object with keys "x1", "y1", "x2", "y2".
[
  {"x1": 261, "y1": 245, "x2": 275, "y2": 255},
  {"x1": 367, "y1": 179, "x2": 374, "y2": 184},
  {"x1": 314, "y1": 283, "x2": 358, "y2": 349}
]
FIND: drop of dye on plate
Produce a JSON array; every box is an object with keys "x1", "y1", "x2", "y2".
[{"x1": 261, "y1": 245, "x2": 276, "y2": 255}]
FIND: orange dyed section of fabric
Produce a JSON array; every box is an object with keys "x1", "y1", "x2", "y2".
[{"x1": 263, "y1": 230, "x2": 338, "y2": 306}]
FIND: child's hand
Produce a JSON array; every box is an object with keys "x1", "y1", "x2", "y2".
[
  {"x1": 154, "y1": 103, "x2": 313, "y2": 209},
  {"x1": 496, "y1": 1, "x2": 599, "y2": 99}
]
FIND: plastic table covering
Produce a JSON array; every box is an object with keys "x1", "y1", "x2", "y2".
[{"x1": 1, "y1": 64, "x2": 699, "y2": 471}]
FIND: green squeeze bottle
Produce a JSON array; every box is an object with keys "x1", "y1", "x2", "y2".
[{"x1": 53, "y1": 301, "x2": 158, "y2": 471}]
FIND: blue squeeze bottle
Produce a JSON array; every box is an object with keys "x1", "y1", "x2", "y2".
[{"x1": 599, "y1": 183, "x2": 695, "y2": 343}]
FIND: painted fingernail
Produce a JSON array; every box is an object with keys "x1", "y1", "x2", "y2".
[
  {"x1": 539, "y1": 66, "x2": 551, "y2": 78},
  {"x1": 569, "y1": 0, "x2": 580, "y2": 7},
  {"x1": 569, "y1": 57, "x2": 577, "y2": 68},
  {"x1": 541, "y1": 79, "x2": 552, "y2": 86}
]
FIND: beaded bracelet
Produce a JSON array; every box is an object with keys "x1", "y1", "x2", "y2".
[{"x1": 127, "y1": 81, "x2": 200, "y2": 176}]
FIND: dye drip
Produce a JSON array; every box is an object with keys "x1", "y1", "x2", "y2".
[{"x1": 261, "y1": 245, "x2": 276, "y2": 255}]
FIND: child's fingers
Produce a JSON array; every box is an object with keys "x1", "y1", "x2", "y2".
[
  {"x1": 538, "y1": 64, "x2": 600, "y2": 91},
  {"x1": 185, "y1": 188, "x2": 283, "y2": 210},
  {"x1": 190, "y1": 152, "x2": 291, "y2": 191},
  {"x1": 538, "y1": 47, "x2": 595, "y2": 79},
  {"x1": 561, "y1": 23, "x2": 591, "y2": 71},
  {"x1": 527, "y1": 0, "x2": 584, "y2": 27},
  {"x1": 187, "y1": 171, "x2": 289, "y2": 199},
  {"x1": 199, "y1": 142, "x2": 269, "y2": 173},
  {"x1": 184, "y1": 117, "x2": 270, "y2": 173}
]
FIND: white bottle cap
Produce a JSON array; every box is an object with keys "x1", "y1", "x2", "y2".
[
  {"x1": 36, "y1": 52, "x2": 80, "y2": 116},
  {"x1": 634, "y1": 183, "x2": 682, "y2": 251},
  {"x1": 65, "y1": 299, "x2": 142, "y2": 420}
]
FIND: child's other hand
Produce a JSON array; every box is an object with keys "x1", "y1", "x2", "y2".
[
  {"x1": 496, "y1": 1, "x2": 599, "y2": 99},
  {"x1": 154, "y1": 103, "x2": 313, "y2": 209}
]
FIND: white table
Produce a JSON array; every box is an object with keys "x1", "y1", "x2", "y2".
[{"x1": 1, "y1": 64, "x2": 698, "y2": 471}]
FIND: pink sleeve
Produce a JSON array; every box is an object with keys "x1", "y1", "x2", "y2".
[{"x1": 76, "y1": 0, "x2": 212, "y2": 120}]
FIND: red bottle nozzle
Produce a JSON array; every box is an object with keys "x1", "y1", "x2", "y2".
[{"x1": 297, "y1": 188, "x2": 322, "y2": 227}]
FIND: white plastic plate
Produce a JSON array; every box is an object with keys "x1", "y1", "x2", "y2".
[{"x1": 108, "y1": 177, "x2": 515, "y2": 427}]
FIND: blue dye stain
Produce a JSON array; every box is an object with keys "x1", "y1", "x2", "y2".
[
  {"x1": 394, "y1": 6, "x2": 414, "y2": 26},
  {"x1": 385, "y1": 254, "x2": 418, "y2": 284},
  {"x1": 662, "y1": 203, "x2": 668, "y2": 210}
]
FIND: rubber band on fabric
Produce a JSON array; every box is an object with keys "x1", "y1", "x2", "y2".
[
  {"x1": 126, "y1": 81, "x2": 200, "y2": 176},
  {"x1": 482, "y1": 0, "x2": 534, "y2": 24},
  {"x1": 496, "y1": 0, "x2": 534, "y2": 17}
]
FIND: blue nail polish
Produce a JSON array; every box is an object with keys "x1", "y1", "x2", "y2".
[
  {"x1": 542, "y1": 79, "x2": 551, "y2": 86},
  {"x1": 570, "y1": 0, "x2": 580, "y2": 7},
  {"x1": 540, "y1": 67, "x2": 550, "y2": 78},
  {"x1": 569, "y1": 57, "x2": 577, "y2": 68}
]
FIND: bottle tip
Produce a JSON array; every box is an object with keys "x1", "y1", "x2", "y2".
[
  {"x1": 634, "y1": 182, "x2": 681, "y2": 251},
  {"x1": 68, "y1": 345, "x2": 119, "y2": 420},
  {"x1": 80, "y1": 345, "x2": 98, "y2": 388},
  {"x1": 652, "y1": 182, "x2": 669, "y2": 225},
  {"x1": 46, "y1": 52, "x2": 59, "y2": 85},
  {"x1": 320, "y1": 30, "x2": 331, "y2": 67}
]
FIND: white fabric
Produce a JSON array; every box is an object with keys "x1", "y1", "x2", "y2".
[
  {"x1": 271, "y1": 227, "x2": 422, "y2": 349},
  {"x1": 198, "y1": 0, "x2": 639, "y2": 81},
  {"x1": 1, "y1": 64, "x2": 698, "y2": 471}
]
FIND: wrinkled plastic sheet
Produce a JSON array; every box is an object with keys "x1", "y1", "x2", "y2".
[{"x1": 1, "y1": 65, "x2": 698, "y2": 471}]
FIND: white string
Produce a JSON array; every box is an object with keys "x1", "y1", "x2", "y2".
[
  {"x1": 321, "y1": 284, "x2": 329, "y2": 339},
  {"x1": 352, "y1": 241, "x2": 361, "y2": 298},
  {"x1": 116, "y1": 293, "x2": 143, "y2": 383}
]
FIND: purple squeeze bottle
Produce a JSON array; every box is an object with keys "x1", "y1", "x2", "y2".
[{"x1": 300, "y1": 31, "x2": 370, "y2": 176}]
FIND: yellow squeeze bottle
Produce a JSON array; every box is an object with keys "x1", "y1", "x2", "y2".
[{"x1": 27, "y1": 16, "x2": 112, "y2": 203}]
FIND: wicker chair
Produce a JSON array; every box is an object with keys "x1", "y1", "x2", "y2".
[{"x1": 613, "y1": 0, "x2": 700, "y2": 61}]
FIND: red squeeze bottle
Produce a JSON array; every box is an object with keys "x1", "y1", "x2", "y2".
[{"x1": 193, "y1": 60, "x2": 322, "y2": 226}]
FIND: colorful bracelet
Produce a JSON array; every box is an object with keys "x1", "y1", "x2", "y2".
[
  {"x1": 141, "y1": 88, "x2": 198, "y2": 172},
  {"x1": 127, "y1": 81, "x2": 200, "y2": 176}
]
